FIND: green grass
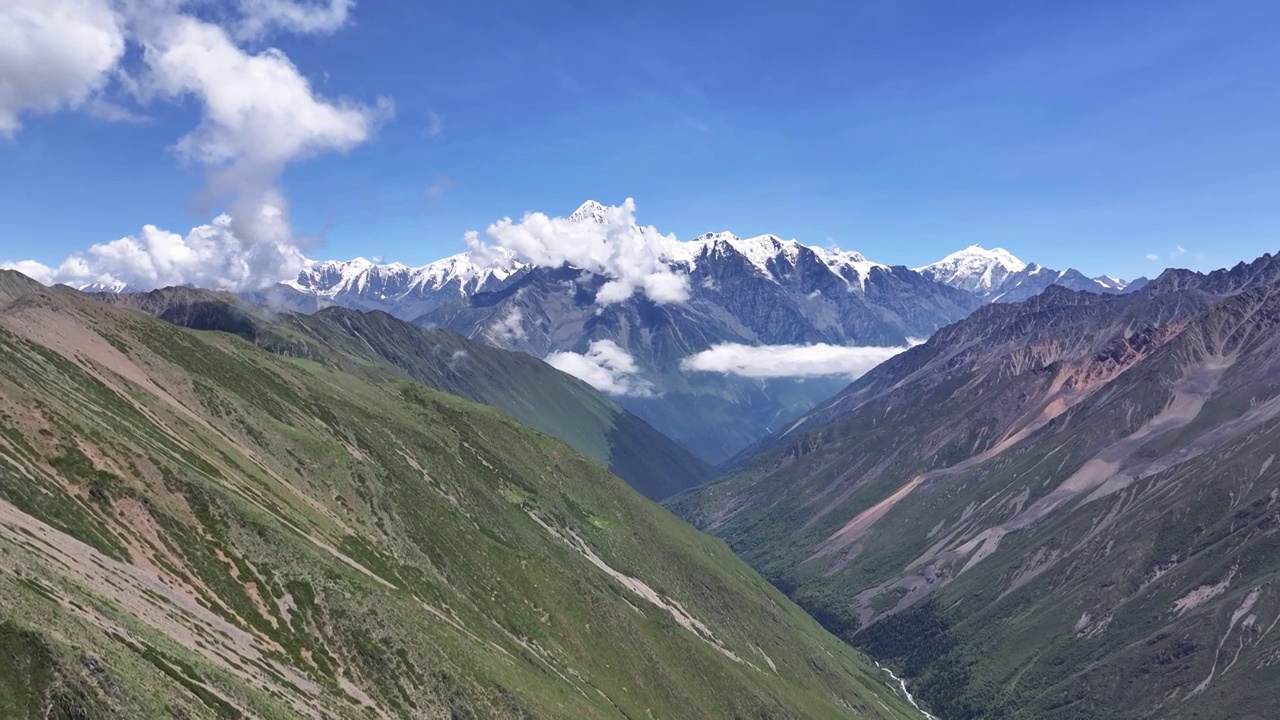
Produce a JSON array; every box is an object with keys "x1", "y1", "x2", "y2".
[{"x1": 0, "y1": 289, "x2": 917, "y2": 719}]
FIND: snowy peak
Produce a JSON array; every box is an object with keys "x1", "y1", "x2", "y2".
[
  {"x1": 915, "y1": 244, "x2": 1028, "y2": 294},
  {"x1": 667, "y1": 232, "x2": 886, "y2": 288},
  {"x1": 919, "y1": 245, "x2": 1133, "y2": 303},
  {"x1": 286, "y1": 250, "x2": 525, "y2": 310},
  {"x1": 568, "y1": 200, "x2": 609, "y2": 224}
]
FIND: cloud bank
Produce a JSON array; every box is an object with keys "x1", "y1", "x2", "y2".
[
  {"x1": 1, "y1": 0, "x2": 386, "y2": 292},
  {"x1": 7, "y1": 215, "x2": 307, "y2": 291},
  {"x1": 680, "y1": 343, "x2": 907, "y2": 379},
  {"x1": 467, "y1": 199, "x2": 689, "y2": 306},
  {"x1": 546, "y1": 340, "x2": 655, "y2": 397}
]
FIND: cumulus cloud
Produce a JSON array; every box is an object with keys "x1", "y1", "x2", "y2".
[
  {"x1": 546, "y1": 340, "x2": 655, "y2": 397},
  {"x1": 680, "y1": 342, "x2": 908, "y2": 379},
  {"x1": 466, "y1": 199, "x2": 690, "y2": 306},
  {"x1": 1145, "y1": 253, "x2": 1160, "y2": 261},
  {"x1": 4, "y1": 215, "x2": 306, "y2": 291},
  {"x1": 140, "y1": 13, "x2": 388, "y2": 250},
  {"x1": 0, "y1": 0, "x2": 126, "y2": 135},
  {"x1": 1, "y1": 0, "x2": 387, "y2": 292}
]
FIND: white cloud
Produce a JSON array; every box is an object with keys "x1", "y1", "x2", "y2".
[
  {"x1": 546, "y1": 340, "x2": 655, "y2": 397},
  {"x1": 0, "y1": 0, "x2": 126, "y2": 135},
  {"x1": 4, "y1": 215, "x2": 306, "y2": 291},
  {"x1": 141, "y1": 13, "x2": 389, "y2": 248},
  {"x1": 1145, "y1": 253, "x2": 1160, "y2": 261},
  {"x1": 235, "y1": 0, "x2": 354, "y2": 39},
  {"x1": 680, "y1": 342, "x2": 908, "y2": 379},
  {"x1": 2, "y1": 260, "x2": 57, "y2": 285},
  {"x1": 466, "y1": 199, "x2": 690, "y2": 306},
  {"x1": 1171, "y1": 245, "x2": 1187, "y2": 257},
  {"x1": 489, "y1": 306, "x2": 526, "y2": 342},
  {"x1": 1, "y1": 0, "x2": 386, "y2": 292}
]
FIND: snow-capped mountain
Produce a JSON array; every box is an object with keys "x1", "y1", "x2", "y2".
[
  {"x1": 913, "y1": 244, "x2": 1027, "y2": 295},
  {"x1": 251, "y1": 203, "x2": 1133, "y2": 463},
  {"x1": 916, "y1": 244, "x2": 1134, "y2": 303},
  {"x1": 267, "y1": 250, "x2": 527, "y2": 319},
  {"x1": 409, "y1": 202, "x2": 981, "y2": 463}
]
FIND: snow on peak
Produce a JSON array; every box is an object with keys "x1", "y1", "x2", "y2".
[
  {"x1": 1092, "y1": 275, "x2": 1128, "y2": 290},
  {"x1": 287, "y1": 249, "x2": 524, "y2": 299},
  {"x1": 660, "y1": 231, "x2": 885, "y2": 288},
  {"x1": 813, "y1": 246, "x2": 887, "y2": 289},
  {"x1": 915, "y1": 244, "x2": 1027, "y2": 293},
  {"x1": 568, "y1": 200, "x2": 609, "y2": 224}
]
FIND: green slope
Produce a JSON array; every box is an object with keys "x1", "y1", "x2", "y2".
[
  {"x1": 0, "y1": 282, "x2": 916, "y2": 719},
  {"x1": 105, "y1": 287, "x2": 714, "y2": 500}
]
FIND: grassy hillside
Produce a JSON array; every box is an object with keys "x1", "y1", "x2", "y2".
[
  {"x1": 105, "y1": 288, "x2": 714, "y2": 500},
  {"x1": 0, "y1": 281, "x2": 916, "y2": 719}
]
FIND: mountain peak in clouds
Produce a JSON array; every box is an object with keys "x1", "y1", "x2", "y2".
[{"x1": 569, "y1": 200, "x2": 610, "y2": 224}]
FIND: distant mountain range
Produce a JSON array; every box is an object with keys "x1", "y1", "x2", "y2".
[
  {"x1": 669, "y1": 251, "x2": 1280, "y2": 719},
  {"x1": 76, "y1": 201, "x2": 1142, "y2": 465},
  {"x1": 915, "y1": 243, "x2": 1146, "y2": 303}
]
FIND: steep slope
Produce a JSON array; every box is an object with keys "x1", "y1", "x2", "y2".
[
  {"x1": 670, "y1": 253, "x2": 1280, "y2": 719},
  {"x1": 0, "y1": 279, "x2": 919, "y2": 719},
  {"x1": 917, "y1": 245, "x2": 1133, "y2": 303},
  {"x1": 101, "y1": 286, "x2": 713, "y2": 501}
]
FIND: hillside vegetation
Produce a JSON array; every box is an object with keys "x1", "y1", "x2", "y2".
[{"x1": 0, "y1": 275, "x2": 915, "y2": 719}]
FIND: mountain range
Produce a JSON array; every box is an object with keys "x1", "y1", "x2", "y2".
[
  {"x1": 4, "y1": 207, "x2": 1273, "y2": 719},
  {"x1": 0, "y1": 270, "x2": 920, "y2": 719},
  {"x1": 915, "y1": 244, "x2": 1145, "y2": 303},
  {"x1": 669, "y1": 251, "x2": 1280, "y2": 719},
  {"x1": 236, "y1": 201, "x2": 1136, "y2": 465}
]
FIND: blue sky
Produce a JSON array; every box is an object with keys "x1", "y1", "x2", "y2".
[{"x1": 3, "y1": 0, "x2": 1279, "y2": 282}]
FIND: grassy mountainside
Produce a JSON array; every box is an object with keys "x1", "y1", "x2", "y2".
[
  {"x1": 0, "y1": 278, "x2": 917, "y2": 719},
  {"x1": 105, "y1": 287, "x2": 713, "y2": 500},
  {"x1": 671, "y1": 254, "x2": 1280, "y2": 719}
]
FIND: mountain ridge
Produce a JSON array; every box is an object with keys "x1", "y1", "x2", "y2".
[
  {"x1": 669, "y1": 250, "x2": 1280, "y2": 719},
  {"x1": 916, "y1": 243, "x2": 1137, "y2": 303},
  {"x1": 94, "y1": 283, "x2": 714, "y2": 500}
]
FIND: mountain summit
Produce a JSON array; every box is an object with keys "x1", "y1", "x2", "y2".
[
  {"x1": 918, "y1": 244, "x2": 1134, "y2": 302},
  {"x1": 568, "y1": 199, "x2": 610, "y2": 223},
  {"x1": 913, "y1": 244, "x2": 1028, "y2": 294}
]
